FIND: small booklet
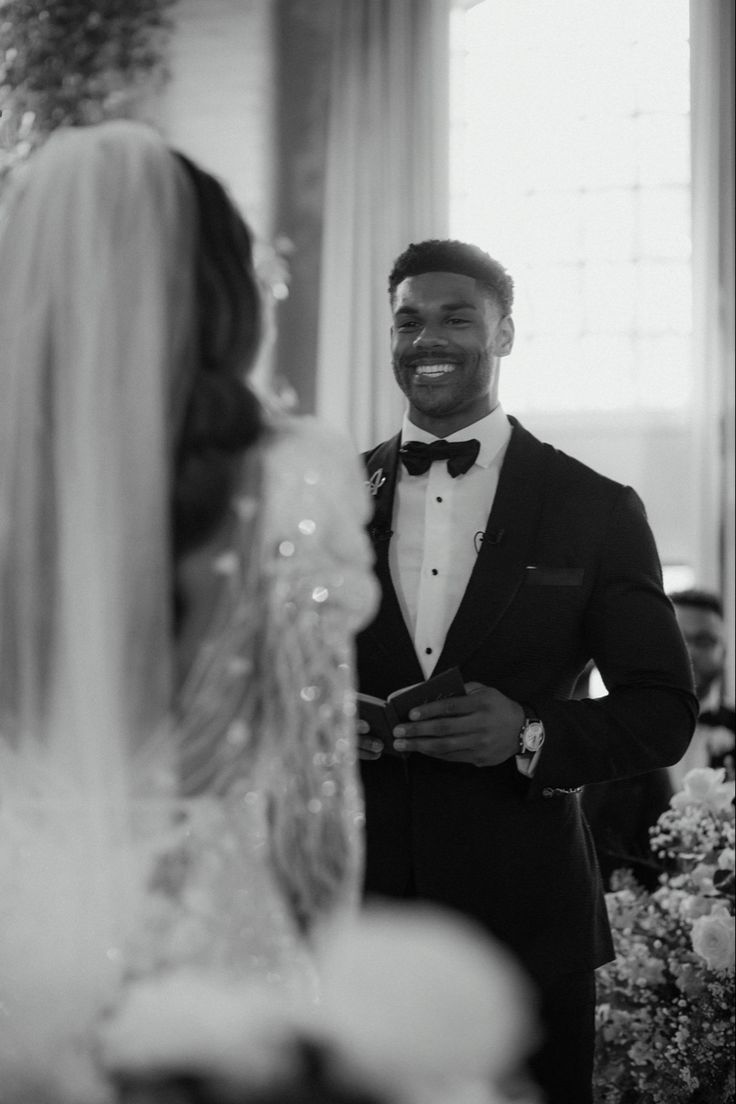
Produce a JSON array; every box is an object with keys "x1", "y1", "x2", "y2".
[{"x1": 357, "y1": 667, "x2": 466, "y2": 756}]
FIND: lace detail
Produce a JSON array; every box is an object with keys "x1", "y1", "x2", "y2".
[
  {"x1": 125, "y1": 794, "x2": 318, "y2": 1005},
  {"x1": 0, "y1": 417, "x2": 377, "y2": 1101},
  {"x1": 129, "y1": 417, "x2": 378, "y2": 979}
]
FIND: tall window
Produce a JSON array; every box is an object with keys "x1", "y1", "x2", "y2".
[{"x1": 450, "y1": 0, "x2": 692, "y2": 415}]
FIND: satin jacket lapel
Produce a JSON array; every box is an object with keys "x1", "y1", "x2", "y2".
[
  {"x1": 436, "y1": 420, "x2": 551, "y2": 671},
  {"x1": 362, "y1": 435, "x2": 422, "y2": 672}
]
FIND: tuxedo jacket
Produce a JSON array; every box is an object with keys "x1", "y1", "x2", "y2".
[{"x1": 356, "y1": 417, "x2": 697, "y2": 985}]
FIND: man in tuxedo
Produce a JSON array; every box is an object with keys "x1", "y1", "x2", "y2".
[
  {"x1": 668, "y1": 588, "x2": 735, "y2": 784},
  {"x1": 355, "y1": 240, "x2": 696, "y2": 1104}
]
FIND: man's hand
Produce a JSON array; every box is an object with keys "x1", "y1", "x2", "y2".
[
  {"x1": 357, "y1": 718, "x2": 384, "y2": 760},
  {"x1": 390, "y1": 682, "x2": 524, "y2": 767}
]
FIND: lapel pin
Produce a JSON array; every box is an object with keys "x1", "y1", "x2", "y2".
[{"x1": 366, "y1": 468, "x2": 387, "y2": 497}]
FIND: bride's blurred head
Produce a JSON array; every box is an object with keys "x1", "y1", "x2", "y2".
[
  {"x1": 0, "y1": 120, "x2": 266, "y2": 565},
  {"x1": 0, "y1": 119, "x2": 274, "y2": 1104},
  {"x1": 0, "y1": 122, "x2": 269, "y2": 733}
]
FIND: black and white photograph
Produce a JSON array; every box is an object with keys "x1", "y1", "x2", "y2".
[{"x1": 0, "y1": 3, "x2": 733, "y2": 1102}]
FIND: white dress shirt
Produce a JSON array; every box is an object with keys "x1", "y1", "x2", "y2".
[{"x1": 390, "y1": 406, "x2": 512, "y2": 678}]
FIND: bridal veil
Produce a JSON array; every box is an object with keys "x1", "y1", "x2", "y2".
[
  {"x1": 0, "y1": 121, "x2": 376, "y2": 1101},
  {"x1": 0, "y1": 123, "x2": 201, "y2": 1099}
]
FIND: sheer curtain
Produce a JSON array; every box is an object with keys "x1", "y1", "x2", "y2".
[
  {"x1": 690, "y1": 0, "x2": 735, "y2": 696},
  {"x1": 315, "y1": 0, "x2": 452, "y2": 451}
]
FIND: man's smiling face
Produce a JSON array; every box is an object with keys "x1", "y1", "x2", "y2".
[{"x1": 390, "y1": 271, "x2": 514, "y2": 436}]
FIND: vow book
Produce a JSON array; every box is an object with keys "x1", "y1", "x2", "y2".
[{"x1": 357, "y1": 667, "x2": 466, "y2": 756}]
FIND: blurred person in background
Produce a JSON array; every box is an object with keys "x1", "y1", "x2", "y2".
[
  {"x1": 583, "y1": 587, "x2": 735, "y2": 888},
  {"x1": 668, "y1": 588, "x2": 735, "y2": 785}
]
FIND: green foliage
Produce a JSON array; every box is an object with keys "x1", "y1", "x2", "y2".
[{"x1": 0, "y1": 0, "x2": 177, "y2": 182}]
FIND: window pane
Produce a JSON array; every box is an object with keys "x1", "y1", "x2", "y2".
[
  {"x1": 582, "y1": 191, "x2": 637, "y2": 261},
  {"x1": 583, "y1": 262, "x2": 637, "y2": 332},
  {"x1": 638, "y1": 189, "x2": 692, "y2": 262},
  {"x1": 633, "y1": 39, "x2": 691, "y2": 115},
  {"x1": 522, "y1": 264, "x2": 582, "y2": 334},
  {"x1": 579, "y1": 334, "x2": 638, "y2": 409},
  {"x1": 636, "y1": 261, "x2": 692, "y2": 334},
  {"x1": 634, "y1": 335, "x2": 692, "y2": 408},
  {"x1": 580, "y1": 117, "x2": 640, "y2": 190},
  {"x1": 522, "y1": 195, "x2": 582, "y2": 265},
  {"x1": 637, "y1": 115, "x2": 690, "y2": 187},
  {"x1": 450, "y1": 0, "x2": 692, "y2": 414}
]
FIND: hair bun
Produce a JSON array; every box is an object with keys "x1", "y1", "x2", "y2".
[{"x1": 180, "y1": 373, "x2": 262, "y2": 454}]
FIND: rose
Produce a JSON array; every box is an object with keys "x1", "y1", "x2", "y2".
[
  {"x1": 680, "y1": 893, "x2": 715, "y2": 922},
  {"x1": 717, "y1": 847, "x2": 735, "y2": 871},
  {"x1": 686, "y1": 862, "x2": 716, "y2": 893},
  {"x1": 690, "y1": 905, "x2": 735, "y2": 972},
  {"x1": 670, "y1": 768, "x2": 735, "y2": 813}
]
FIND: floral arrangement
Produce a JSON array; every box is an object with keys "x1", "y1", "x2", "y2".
[
  {"x1": 0, "y1": 0, "x2": 176, "y2": 188},
  {"x1": 594, "y1": 768, "x2": 735, "y2": 1104}
]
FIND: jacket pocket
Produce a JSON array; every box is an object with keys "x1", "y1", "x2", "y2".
[{"x1": 525, "y1": 567, "x2": 584, "y2": 586}]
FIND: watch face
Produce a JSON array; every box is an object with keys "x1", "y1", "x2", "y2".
[{"x1": 522, "y1": 721, "x2": 545, "y2": 752}]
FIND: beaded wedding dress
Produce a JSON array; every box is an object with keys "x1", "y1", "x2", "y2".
[
  {"x1": 0, "y1": 122, "x2": 377, "y2": 1104},
  {"x1": 0, "y1": 416, "x2": 377, "y2": 1104}
]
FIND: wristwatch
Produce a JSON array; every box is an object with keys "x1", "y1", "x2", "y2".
[{"x1": 516, "y1": 708, "x2": 545, "y2": 776}]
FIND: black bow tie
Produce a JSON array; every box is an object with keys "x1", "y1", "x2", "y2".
[{"x1": 399, "y1": 438, "x2": 481, "y2": 478}]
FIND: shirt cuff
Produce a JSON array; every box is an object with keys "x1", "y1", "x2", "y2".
[{"x1": 515, "y1": 749, "x2": 542, "y2": 777}]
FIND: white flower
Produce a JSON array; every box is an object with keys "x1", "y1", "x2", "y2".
[
  {"x1": 680, "y1": 893, "x2": 714, "y2": 922},
  {"x1": 690, "y1": 905, "x2": 735, "y2": 972},
  {"x1": 687, "y1": 862, "x2": 716, "y2": 893},
  {"x1": 718, "y1": 847, "x2": 735, "y2": 871},
  {"x1": 595, "y1": 765, "x2": 735, "y2": 1104},
  {"x1": 670, "y1": 767, "x2": 735, "y2": 813}
]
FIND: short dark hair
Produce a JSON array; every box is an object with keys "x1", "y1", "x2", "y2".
[
  {"x1": 388, "y1": 239, "x2": 514, "y2": 315},
  {"x1": 669, "y1": 588, "x2": 724, "y2": 619}
]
